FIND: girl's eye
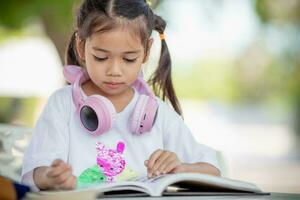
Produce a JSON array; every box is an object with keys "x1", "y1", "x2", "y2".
[
  {"x1": 93, "y1": 55, "x2": 108, "y2": 62},
  {"x1": 123, "y1": 58, "x2": 137, "y2": 63}
]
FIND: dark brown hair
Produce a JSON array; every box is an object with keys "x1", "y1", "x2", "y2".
[{"x1": 65, "y1": 0, "x2": 182, "y2": 115}]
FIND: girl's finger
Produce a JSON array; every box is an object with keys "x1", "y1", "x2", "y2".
[
  {"x1": 53, "y1": 168, "x2": 72, "y2": 185},
  {"x1": 151, "y1": 151, "x2": 171, "y2": 174},
  {"x1": 157, "y1": 154, "x2": 177, "y2": 174},
  {"x1": 144, "y1": 160, "x2": 149, "y2": 167},
  {"x1": 164, "y1": 160, "x2": 181, "y2": 174},
  {"x1": 59, "y1": 175, "x2": 77, "y2": 190},
  {"x1": 47, "y1": 163, "x2": 70, "y2": 178},
  {"x1": 147, "y1": 149, "x2": 163, "y2": 169},
  {"x1": 51, "y1": 159, "x2": 64, "y2": 167}
]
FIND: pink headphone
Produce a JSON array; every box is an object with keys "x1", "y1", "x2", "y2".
[{"x1": 63, "y1": 65, "x2": 158, "y2": 136}]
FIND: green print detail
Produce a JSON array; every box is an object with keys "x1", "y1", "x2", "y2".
[
  {"x1": 77, "y1": 165, "x2": 140, "y2": 188},
  {"x1": 77, "y1": 165, "x2": 106, "y2": 187}
]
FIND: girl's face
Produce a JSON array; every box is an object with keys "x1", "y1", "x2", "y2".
[{"x1": 76, "y1": 27, "x2": 153, "y2": 97}]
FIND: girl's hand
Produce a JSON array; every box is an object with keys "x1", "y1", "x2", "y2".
[
  {"x1": 144, "y1": 149, "x2": 182, "y2": 178},
  {"x1": 44, "y1": 159, "x2": 77, "y2": 190}
]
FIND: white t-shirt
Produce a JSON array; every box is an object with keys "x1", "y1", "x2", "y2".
[{"x1": 21, "y1": 85, "x2": 220, "y2": 190}]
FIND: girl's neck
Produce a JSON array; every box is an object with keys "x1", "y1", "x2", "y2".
[{"x1": 81, "y1": 80, "x2": 134, "y2": 113}]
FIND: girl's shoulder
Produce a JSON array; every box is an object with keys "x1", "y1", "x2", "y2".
[
  {"x1": 155, "y1": 97, "x2": 178, "y2": 114},
  {"x1": 47, "y1": 85, "x2": 72, "y2": 103},
  {"x1": 154, "y1": 96, "x2": 182, "y2": 123},
  {"x1": 32, "y1": 85, "x2": 73, "y2": 125},
  {"x1": 43, "y1": 85, "x2": 73, "y2": 114}
]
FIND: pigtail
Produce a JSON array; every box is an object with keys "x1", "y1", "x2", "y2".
[
  {"x1": 149, "y1": 14, "x2": 182, "y2": 116},
  {"x1": 65, "y1": 30, "x2": 81, "y2": 66}
]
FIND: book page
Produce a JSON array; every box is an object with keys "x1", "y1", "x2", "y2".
[
  {"x1": 128, "y1": 173, "x2": 263, "y2": 195},
  {"x1": 125, "y1": 174, "x2": 172, "y2": 196}
]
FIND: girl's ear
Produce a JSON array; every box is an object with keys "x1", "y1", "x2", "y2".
[
  {"x1": 75, "y1": 33, "x2": 86, "y2": 61},
  {"x1": 142, "y1": 38, "x2": 154, "y2": 63}
]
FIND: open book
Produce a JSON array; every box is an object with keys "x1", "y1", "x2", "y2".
[{"x1": 25, "y1": 173, "x2": 267, "y2": 199}]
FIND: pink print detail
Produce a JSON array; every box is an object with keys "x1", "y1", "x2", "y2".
[{"x1": 96, "y1": 141, "x2": 126, "y2": 182}]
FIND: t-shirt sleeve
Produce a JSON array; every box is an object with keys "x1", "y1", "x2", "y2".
[
  {"x1": 159, "y1": 100, "x2": 221, "y2": 172},
  {"x1": 21, "y1": 87, "x2": 71, "y2": 189}
]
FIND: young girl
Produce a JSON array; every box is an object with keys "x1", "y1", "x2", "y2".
[{"x1": 21, "y1": 0, "x2": 221, "y2": 191}]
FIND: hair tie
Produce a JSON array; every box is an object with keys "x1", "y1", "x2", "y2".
[{"x1": 159, "y1": 33, "x2": 165, "y2": 41}]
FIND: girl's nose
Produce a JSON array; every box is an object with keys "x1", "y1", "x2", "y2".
[{"x1": 107, "y1": 59, "x2": 122, "y2": 77}]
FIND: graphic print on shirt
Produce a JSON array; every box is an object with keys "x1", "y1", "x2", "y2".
[
  {"x1": 78, "y1": 141, "x2": 139, "y2": 187},
  {"x1": 96, "y1": 141, "x2": 126, "y2": 182},
  {"x1": 77, "y1": 164, "x2": 106, "y2": 187},
  {"x1": 77, "y1": 142, "x2": 126, "y2": 186}
]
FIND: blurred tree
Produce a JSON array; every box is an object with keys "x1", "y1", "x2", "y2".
[
  {"x1": 256, "y1": 0, "x2": 300, "y2": 24},
  {"x1": 0, "y1": 0, "x2": 80, "y2": 62},
  {"x1": 0, "y1": 0, "x2": 79, "y2": 126},
  {"x1": 0, "y1": 98, "x2": 20, "y2": 123},
  {"x1": 255, "y1": 0, "x2": 300, "y2": 135},
  {"x1": 0, "y1": 0, "x2": 161, "y2": 63}
]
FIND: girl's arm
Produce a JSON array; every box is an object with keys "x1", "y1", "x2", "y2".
[
  {"x1": 145, "y1": 150, "x2": 221, "y2": 178},
  {"x1": 149, "y1": 99, "x2": 222, "y2": 178},
  {"x1": 172, "y1": 162, "x2": 221, "y2": 176},
  {"x1": 33, "y1": 159, "x2": 77, "y2": 190},
  {"x1": 21, "y1": 88, "x2": 74, "y2": 190},
  {"x1": 33, "y1": 166, "x2": 51, "y2": 189}
]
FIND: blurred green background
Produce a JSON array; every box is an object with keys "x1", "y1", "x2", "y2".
[{"x1": 0, "y1": 0, "x2": 299, "y2": 193}]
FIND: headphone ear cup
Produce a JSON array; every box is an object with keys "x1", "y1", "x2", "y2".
[
  {"x1": 80, "y1": 95, "x2": 116, "y2": 135},
  {"x1": 130, "y1": 95, "x2": 158, "y2": 134}
]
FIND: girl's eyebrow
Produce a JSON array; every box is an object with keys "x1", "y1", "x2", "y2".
[{"x1": 92, "y1": 47, "x2": 141, "y2": 54}]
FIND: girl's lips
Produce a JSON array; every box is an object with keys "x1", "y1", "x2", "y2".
[{"x1": 104, "y1": 82, "x2": 124, "y2": 89}]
